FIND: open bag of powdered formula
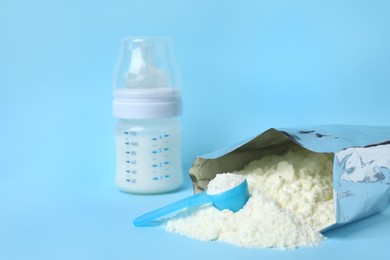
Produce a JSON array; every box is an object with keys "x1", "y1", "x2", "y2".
[{"x1": 164, "y1": 125, "x2": 390, "y2": 249}]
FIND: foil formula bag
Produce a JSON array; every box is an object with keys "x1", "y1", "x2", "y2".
[{"x1": 189, "y1": 125, "x2": 390, "y2": 231}]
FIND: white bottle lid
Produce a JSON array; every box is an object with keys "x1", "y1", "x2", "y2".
[
  {"x1": 113, "y1": 37, "x2": 182, "y2": 119},
  {"x1": 113, "y1": 88, "x2": 182, "y2": 119}
]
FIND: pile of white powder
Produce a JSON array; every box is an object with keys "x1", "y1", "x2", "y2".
[{"x1": 164, "y1": 149, "x2": 335, "y2": 249}]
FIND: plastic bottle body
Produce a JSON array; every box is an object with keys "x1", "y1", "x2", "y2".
[{"x1": 114, "y1": 117, "x2": 183, "y2": 194}]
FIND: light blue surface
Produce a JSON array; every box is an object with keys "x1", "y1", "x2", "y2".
[{"x1": 1, "y1": 0, "x2": 390, "y2": 259}]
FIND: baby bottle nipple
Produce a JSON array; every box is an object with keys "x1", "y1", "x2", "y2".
[{"x1": 126, "y1": 41, "x2": 169, "y2": 89}]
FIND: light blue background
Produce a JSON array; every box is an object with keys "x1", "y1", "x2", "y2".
[{"x1": 1, "y1": 0, "x2": 389, "y2": 259}]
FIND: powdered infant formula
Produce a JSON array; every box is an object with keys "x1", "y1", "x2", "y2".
[{"x1": 164, "y1": 149, "x2": 335, "y2": 249}]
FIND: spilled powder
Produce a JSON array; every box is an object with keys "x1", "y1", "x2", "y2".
[{"x1": 164, "y1": 149, "x2": 335, "y2": 249}]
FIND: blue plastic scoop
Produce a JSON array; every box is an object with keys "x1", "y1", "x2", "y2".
[{"x1": 133, "y1": 179, "x2": 249, "y2": 227}]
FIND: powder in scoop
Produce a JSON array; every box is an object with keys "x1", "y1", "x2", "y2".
[{"x1": 206, "y1": 173, "x2": 245, "y2": 195}]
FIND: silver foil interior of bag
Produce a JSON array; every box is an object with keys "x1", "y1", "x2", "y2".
[{"x1": 190, "y1": 129, "x2": 303, "y2": 193}]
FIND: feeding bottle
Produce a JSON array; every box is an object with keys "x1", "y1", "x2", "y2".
[{"x1": 113, "y1": 37, "x2": 183, "y2": 194}]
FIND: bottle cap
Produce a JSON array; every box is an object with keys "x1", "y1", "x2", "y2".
[{"x1": 113, "y1": 37, "x2": 182, "y2": 119}]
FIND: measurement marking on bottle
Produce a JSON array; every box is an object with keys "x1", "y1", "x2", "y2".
[
  {"x1": 152, "y1": 175, "x2": 170, "y2": 181},
  {"x1": 124, "y1": 131, "x2": 137, "y2": 136},
  {"x1": 126, "y1": 179, "x2": 136, "y2": 183}
]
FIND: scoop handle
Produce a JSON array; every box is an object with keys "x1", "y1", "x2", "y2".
[{"x1": 133, "y1": 191, "x2": 211, "y2": 227}]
